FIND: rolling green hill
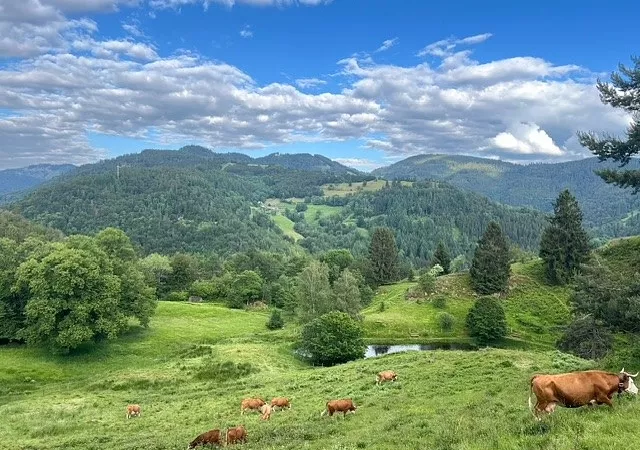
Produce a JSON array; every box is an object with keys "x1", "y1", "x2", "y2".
[{"x1": 372, "y1": 154, "x2": 640, "y2": 237}]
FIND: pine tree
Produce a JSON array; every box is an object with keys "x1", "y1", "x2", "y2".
[
  {"x1": 369, "y1": 227, "x2": 399, "y2": 285},
  {"x1": 539, "y1": 189, "x2": 590, "y2": 285},
  {"x1": 469, "y1": 221, "x2": 511, "y2": 295},
  {"x1": 577, "y1": 56, "x2": 640, "y2": 192},
  {"x1": 432, "y1": 241, "x2": 451, "y2": 274}
]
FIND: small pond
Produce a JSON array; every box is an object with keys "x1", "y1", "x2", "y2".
[{"x1": 365, "y1": 343, "x2": 477, "y2": 358}]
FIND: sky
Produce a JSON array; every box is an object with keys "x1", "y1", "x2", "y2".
[{"x1": 0, "y1": 0, "x2": 638, "y2": 170}]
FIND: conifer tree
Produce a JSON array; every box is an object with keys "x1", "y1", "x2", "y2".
[
  {"x1": 539, "y1": 189, "x2": 590, "y2": 285},
  {"x1": 432, "y1": 241, "x2": 451, "y2": 274},
  {"x1": 469, "y1": 221, "x2": 510, "y2": 295},
  {"x1": 369, "y1": 227, "x2": 399, "y2": 285}
]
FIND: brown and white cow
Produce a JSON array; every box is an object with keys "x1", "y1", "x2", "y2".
[
  {"x1": 320, "y1": 399, "x2": 357, "y2": 418},
  {"x1": 226, "y1": 426, "x2": 247, "y2": 445},
  {"x1": 260, "y1": 403, "x2": 272, "y2": 421},
  {"x1": 270, "y1": 397, "x2": 291, "y2": 410},
  {"x1": 187, "y1": 429, "x2": 222, "y2": 449},
  {"x1": 376, "y1": 370, "x2": 398, "y2": 385},
  {"x1": 126, "y1": 404, "x2": 141, "y2": 419},
  {"x1": 240, "y1": 397, "x2": 265, "y2": 415},
  {"x1": 528, "y1": 369, "x2": 638, "y2": 420}
]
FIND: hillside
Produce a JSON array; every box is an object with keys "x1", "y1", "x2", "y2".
[
  {"x1": 255, "y1": 152, "x2": 360, "y2": 175},
  {"x1": 372, "y1": 154, "x2": 640, "y2": 237},
  {"x1": 0, "y1": 164, "x2": 75, "y2": 198}
]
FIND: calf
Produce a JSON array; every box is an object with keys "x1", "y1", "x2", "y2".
[
  {"x1": 126, "y1": 404, "x2": 141, "y2": 419},
  {"x1": 226, "y1": 426, "x2": 247, "y2": 445},
  {"x1": 260, "y1": 403, "x2": 272, "y2": 421},
  {"x1": 187, "y1": 429, "x2": 222, "y2": 449},
  {"x1": 240, "y1": 397, "x2": 265, "y2": 415},
  {"x1": 321, "y1": 399, "x2": 357, "y2": 418},
  {"x1": 376, "y1": 370, "x2": 398, "y2": 385},
  {"x1": 270, "y1": 397, "x2": 291, "y2": 410}
]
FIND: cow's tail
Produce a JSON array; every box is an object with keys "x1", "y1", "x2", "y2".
[{"x1": 528, "y1": 375, "x2": 538, "y2": 419}]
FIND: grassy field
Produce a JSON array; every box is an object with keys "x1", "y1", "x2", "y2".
[
  {"x1": 1, "y1": 261, "x2": 637, "y2": 450},
  {"x1": 322, "y1": 180, "x2": 413, "y2": 197},
  {"x1": 271, "y1": 214, "x2": 303, "y2": 241},
  {"x1": 303, "y1": 204, "x2": 343, "y2": 223}
]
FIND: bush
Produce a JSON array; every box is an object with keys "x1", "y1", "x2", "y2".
[
  {"x1": 194, "y1": 357, "x2": 257, "y2": 381},
  {"x1": 378, "y1": 301, "x2": 386, "y2": 312},
  {"x1": 418, "y1": 273, "x2": 436, "y2": 294},
  {"x1": 466, "y1": 296, "x2": 507, "y2": 345},
  {"x1": 266, "y1": 309, "x2": 284, "y2": 330},
  {"x1": 165, "y1": 291, "x2": 189, "y2": 302},
  {"x1": 438, "y1": 312, "x2": 455, "y2": 332},
  {"x1": 298, "y1": 311, "x2": 365, "y2": 366},
  {"x1": 556, "y1": 316, "x2": 613, "y2": 360},
  {"x1": 189, "y1": 280, "x2": 217, "y2": 301},
  {"x1": 432, "y1": 295, "x2": 447, "y2": 309}
]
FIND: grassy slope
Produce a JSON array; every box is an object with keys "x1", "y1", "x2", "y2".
[{"x1": 271, "y1": 214, "x2": 303, "y2": 241}]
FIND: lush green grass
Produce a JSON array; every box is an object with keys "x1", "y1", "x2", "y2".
[
  {"x1": 272, "y1": 214, "x2": 303, "y2": 241},
  {"x1": 303, "y1": 204, "x2": 343, "y2": 223}
]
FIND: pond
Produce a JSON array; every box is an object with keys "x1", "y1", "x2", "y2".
[{"x1": 364, "y1": 342, "x2": 477, "y2": 358}]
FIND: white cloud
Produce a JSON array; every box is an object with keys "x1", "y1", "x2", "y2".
[
  {"x1": 122, "y1": 19, "x2": 145, "y2": 37},
  {"x1": 295, "y1": 78, "x2": 327, "y2": 89},
  {"x1": 418, "y1": 33, "x2": 493, "y2": 57},
  {"x1": 148, "y1": 0, "x2": 331, "y2": 9},
  {"x1": 376, "y1": 37, "x2": 398, "y2": 53},
  {"x1": 334, "y1": 157, "x2": 383, "y2": 171},
  {"x1": 239, "y1": 25, "x2": 253, "y2": 38},
  {"x1": 491, "y1": 123, "x2": 564, "y2": 155}
]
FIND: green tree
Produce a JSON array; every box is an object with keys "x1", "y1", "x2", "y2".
[
  {"x1": 332, "y1": 269, "x2": 362, "y2": 320},
  {"x1": 418, "y1": 272, "x2": 436, "y2": 295},
  {"x1": 465, "y1": 296, "x2": 507, "y2": 345},
  {"x1": 438, "y1": 312, "x2": 455, "y2": 333},
  {"x1": 298, "y1": 311, "x2": 365, "y2": 366},
  {"x1": 138, "y1": 253, "x2": 172, "y2": 295},
  {"x1": 557, "y1": 316, "x2": 613, "y2": 360},
  {"x1": 369, "y1": 227, "x2": 399, "y2": 285},
  {"x1": 432, "y1": 242, "x2": 451, "y2": 274},
  {"x1": 227, "y1": 270, "x2": 263, "y2": 308},
  {"x1": 469, "y1": 221, "x2": 511, "y2": 295},
  {"x1": 577, "y1": 56, "x2": 640, "y2": 192},
  {"x1": 0, "y1": 238, "x2": 26, "y2": 341},
  {"x1": 266, "y1": 309, "x2": 284, "y2": 330},
  {"x1": 167, "y1": 253, "x2": 199, "y2": 293},
  {"x1": 321, "y1": 249, "x2": 354, "y2": 284},
  {"x1": 296, "y1": 261, "x2": 333, "y2": 322},
  {"x1": 539, "y1": 190, "x2": 590, "y2": 285}
]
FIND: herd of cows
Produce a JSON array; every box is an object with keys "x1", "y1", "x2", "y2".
[{"x1": 123, "y1": 367, "x2": 638, "y2": 447}]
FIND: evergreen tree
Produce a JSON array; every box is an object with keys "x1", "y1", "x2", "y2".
[
  {"x1": 266, "y1": 309, "x2": 284, "y2": 330},
  {"x1": 432, "y1": 241, "x2": 451, "y2": 274},
  {"x1": 539, "y1": 190, "x2": 590, "y2": 285},
  {"x1": 469, "y1": 221, "x2": 511, "y2": 295},
  {"x1": 466, "y1": 296, "x2": 507, "y2": 345},
  {"x1": 577, "y1": 56, "x2": 640, "y2": 192},
  {"x1": 369, "y1": 227, "x2": 399, "y2": 285}
]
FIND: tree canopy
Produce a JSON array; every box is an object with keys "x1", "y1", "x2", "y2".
[{"x1": 469, "y1": 221, "x2": 511, "y2": 295}]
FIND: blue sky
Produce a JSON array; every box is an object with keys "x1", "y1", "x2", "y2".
[{"x1": 0, "y1": 0, "x2": 637, "y2": 169}]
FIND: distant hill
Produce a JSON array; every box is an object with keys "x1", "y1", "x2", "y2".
[
  {"x1": 0, "y1": 164, "x2": 75, "y2": 197},
  {"x1": 254, "y1": 152, "x2": 360, "y2": 175},
  {"x1": 372, "y1": 154, "x2": 640, "y2": 237}
]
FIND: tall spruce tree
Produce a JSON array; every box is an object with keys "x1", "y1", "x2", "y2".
[
  {"x1": 469, "y1": 221, "x2": 511, "y2": 295},
  {"x1": 577, "y1": 56, "x2": 640, "y2": 192},
  {"x1": 539, "y1": 190, "x2": 590, "y2": 285},
  {"x1": 369, "y1": 227, "x2": 399, "y2": 285},
  {"x1": 432, "y1": 241, "x2": 451, "y2": 274}
]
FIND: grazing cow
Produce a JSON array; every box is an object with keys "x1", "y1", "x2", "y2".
[
  {"x1": 126, "y1": 404, "x2": 141, "y2": 419},
  {"x1": 187, "y1": 429, "x2": 222, "y2": 449},
  {"x1": 226, "y1": 426, "x2": 247, "y2": 445},
  {"x1": 321, "y1": 399, "x2": 357, "y2": 418},
  {"x1": 528, "y1": 368, "x2": 639, "y2": 420},
  {"x1": 260, "y1": 403, "x2": 272, "y2": 421},
  {"x1": 270, "y1": 397, "x2": 291, "y2": 410},
  {"x1": 376, "y1": 370, "x2": 398, "y2": 385},
  {"x1": 240, "y1": 398, "x2": 265, "y2": 415}
]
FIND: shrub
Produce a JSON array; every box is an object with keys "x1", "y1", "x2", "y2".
[
  {"x1": 432, "y1": 295, "x2": 447, "y2": 309},
  {"x1": 189, "y1": 280, "x2": 217, "y2": 301},
  {"x1": 438, "y1": 312, "x2": 455, "y2": 332},
  {"x1": 418, "y1": 273, "x2": 436, "y2": 294},
  {"x1": 298, "y1": 311, "x2": 365, "y2": 366},
  {"x1": 266, "y1": 309, "x2": 284, "y2": 330},
  {"x1": 556, "y1": 316, "x2": 613, "y2": 360},
  {"x1": 378, "y1": 301, "x2": 386, "y2": 312},
  {"x1": 194, "y1": 357, "x2": 257, "y2": 381},
  {"x1": 165, "y1": 291, "x2": 189, "y2": 302},
  {"x1": 466, "y1": 296, "x2": 507, "y2": 345}
]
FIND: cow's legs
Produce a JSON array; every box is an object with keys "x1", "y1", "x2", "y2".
[{"x1": 594, "y1": 390, "x2": 614, "y2": 407}]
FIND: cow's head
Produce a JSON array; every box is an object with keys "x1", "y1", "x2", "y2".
[{"x1": 619, "y1": 368, "x2": 639, "y2": 394}]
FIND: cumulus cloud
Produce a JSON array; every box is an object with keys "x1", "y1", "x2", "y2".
[
  {"x1": 492, "y1": 123, "x2": 564, "y2": 155},
  {"x1": 376, "y1": 37, "x2": 398, "y2": 53},
  {"x1": 239, "y1": 25, "x2": 253, "y2": 38}
]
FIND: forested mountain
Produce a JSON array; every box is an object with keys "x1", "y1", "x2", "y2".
[
  {"x1": 0, "y1": 164, "x2": 75, "y2": 196},
  {"x1": 295, "y1": 182, "x2": 547, "y2": 267},
  {"x1": 372, "y1": 154, "x2": 640, "y2": 236},
  {"x1": 255, "y1": 153, "x2": 359, "y2": 174}
]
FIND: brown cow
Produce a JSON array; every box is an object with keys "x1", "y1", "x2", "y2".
[
  {"x1": 187, "y1": 429, "x2": 222, "y2": 449},
  {"x1": 240, "y1": 398, "x2": 265, "y2": 415},
  {"x1": 270, "y1": 397, "x2": 291, "y2": 410},
  {"x1": 529, "y1": 368, "x2": 639, "y2": 420},
  {"x1": 226, "y1": 426, "x2": 247, "y2": 445},
  {"x1": 321, "y1": 399, "x2": 357, "y2": 418},
  {"x1": 126, "y1": 404, "x2": 141, "y2": 419},
  {"x1": 260, "y1": 403, "x2": 272, "y2": 421},
  {"x1": 376, "y1": 370, "x2": 398, "y2": 385}
]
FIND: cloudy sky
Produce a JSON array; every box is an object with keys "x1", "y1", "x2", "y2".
[{"x1": 0, "y1": 0, "x2": 637, "y2": 170}]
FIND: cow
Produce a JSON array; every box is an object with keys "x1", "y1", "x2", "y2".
[
  {"x1": 240, "y1": 398, "x2": 265, "y2": 415},
  {"x1": 321, "y1": 399, "x2": 357, "y2": 418},
  {"x1": 126, "y1": 404, "x2": 141, "y2": 419},
  {"x1": 187, "y1": 429, "x2": 222, "y2": 449},
  {"x1": 270, "y1": 397, "x2": 291, "y2": 411},
  {"x1": 226, "y1": 426, "x2": 247, "y2": 445},
  {"x1": 376, "y1": 370, "x2": 398, "y2": 385},
  {"x1": 528, "y1": 368, "x2": 639, "y2": 420},
  {"x1": 260, "y1": 403, "x2": 272, "y2": 421}
]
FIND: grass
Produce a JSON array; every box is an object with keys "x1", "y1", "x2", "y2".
[
  {"x1": 272, "y1": 214, "x2": 303, "y2": 241},
  {"x1": 322, "y1": 180, "x2": 413, "y2": 197},
  {"x1": 303, "y1": 204, "x2": 343, "y2": 223},
  {"x1": 1, "y1": 260, "x2": 636, "y2": 450}
]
